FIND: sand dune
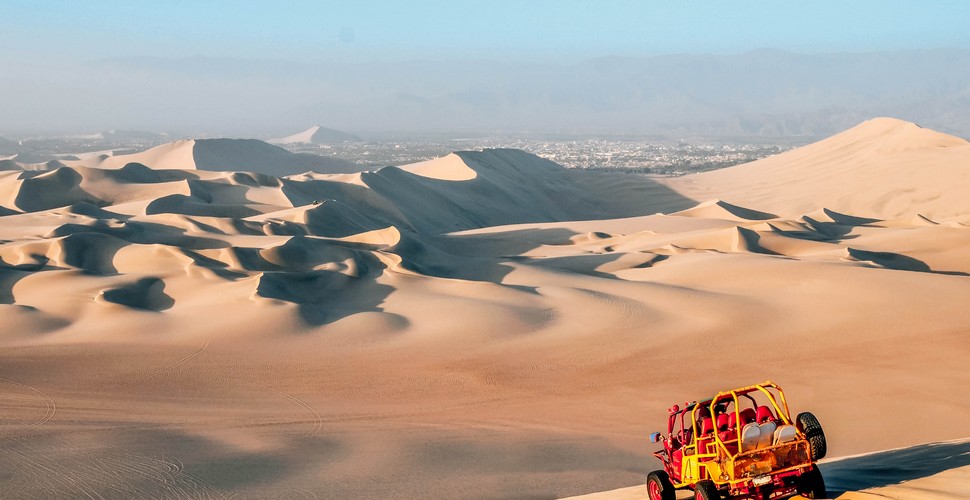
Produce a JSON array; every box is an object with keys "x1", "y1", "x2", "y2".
[
  {"x1": 663, "y1": 117, "x2": 970, "y2": 219},
  {"x1": 671, "y1": 199, "x2": 778, "y2": 221},
  {"x1": 0, "y1": 148, "x2": 680, "y2": 338},
  {"x1": 49, "y1": 137, "x2": 362, "y2": 175},
  {"x1": 0, "y1": 120, "x2": 968, "y2": 498},
  {"x1": 268, "y1": 125, "x2": 362, "y2": 145}
]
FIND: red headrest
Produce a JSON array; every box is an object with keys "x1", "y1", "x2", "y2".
[
  {"x1": 727, "y1": 412, "x2": 737, "y2": 429},
  {"x1": 756, "y1": 406, "x2": 775, "y2": 424},
  {"x1": 700, "y1": 417, "x2": 714, "y2": 435},
  {"x1": 716, "y1": 413, "x2": 729, "y2": 432},
  {"x1": 739, "y1": 408, "x2": 757, "y2": 425}
]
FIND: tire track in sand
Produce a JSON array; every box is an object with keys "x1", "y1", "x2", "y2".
[
  {"x1": 0, "y1": 376, "x2": 57, "y2": 428},
  {"x1": 267, "y1": 387, "x2": 324, "y2": 437},
  {"x1": 97, "y1": 340, "x2": 209, "y2": 391},
  {"x1": 0, "y1": 437, "x2": 224, "y2": 499}
]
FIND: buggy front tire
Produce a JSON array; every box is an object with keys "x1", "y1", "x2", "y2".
[{"x1": 646, "y1": 470, "x2": 675, "y2": 500}]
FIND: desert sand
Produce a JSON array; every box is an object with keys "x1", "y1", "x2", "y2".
[
  {"x1": 268, "y1": 125, "x2": 362, "y2": 145},
  {"x1": 0, "y1": 118, "x2": 968, "y2": 498},
  {"x1": 52, "y1": 137, "x2": 362, "y2": 175}
]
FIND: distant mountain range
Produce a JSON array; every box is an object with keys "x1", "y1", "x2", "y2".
[{"x1": 5, "y1": 49, "x2": 970, "y2": 138}]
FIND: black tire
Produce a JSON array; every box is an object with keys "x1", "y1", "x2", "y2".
[
  {"x1": 796, "y1": 465, "x2": 827, "y2": 499},
  {"x1": 694, "y1": 480, "x2": 721, "y2": 500},
  {"x1": 646, "y1": 470, "x2": 676, "y2": 500},
  {"x1": 796, "y1": 412, "x2": 827, "y2": 460}
]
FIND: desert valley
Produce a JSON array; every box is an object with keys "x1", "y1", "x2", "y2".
[{"x1": 0, "y1": 117, "x2": 967, "y2": 498}]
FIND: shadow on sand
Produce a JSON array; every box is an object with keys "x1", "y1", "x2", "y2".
[{"x1": 820, "y1": 440, "x2": 970, "y2": 496}]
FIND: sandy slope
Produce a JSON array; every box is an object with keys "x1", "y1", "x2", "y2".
[
  {"x1": 661, "y1": 117, "x2": 970, "y2": 219},
  {"x1": 0, "y1": 120, "x2": 968, "y2": 498},
  {"x1": 56, "y1": 137, "x2": 362, "y2": 175},
  {"x1": 268, "y1": 125, "x2": 362, "y2": 145}
]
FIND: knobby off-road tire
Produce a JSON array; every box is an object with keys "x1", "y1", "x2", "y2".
[
  {"x1": 796, "y1": 412, "x2": 827, "y2": 460},
  {"x1": 646, "y1": 470, "x2": 675, "y2": 500},
  {"x1": 694, "y1": 480, "x2": 721, "y2": 500},
  {"x1": 796, "y1": 465, "x2": 827, "y2": 499}
]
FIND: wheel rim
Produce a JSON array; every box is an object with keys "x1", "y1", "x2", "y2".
[{"x1": 648, "y1": 481, "x2": 662, "y2": 500}]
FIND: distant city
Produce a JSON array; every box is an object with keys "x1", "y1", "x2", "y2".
[
  {"x1": 294, "y1": 137, "x2": 798, "y2": 176},
  {"x1": 1, "y1": 131, "x2": 801, "y2": 176}
]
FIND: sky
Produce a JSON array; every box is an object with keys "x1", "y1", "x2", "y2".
[
  {"x1": 3, "y1": 0, "x2": 970, "y2": 64},
  {"x1": 3, "y1": 1, "x2": 970, "y2": 136}
]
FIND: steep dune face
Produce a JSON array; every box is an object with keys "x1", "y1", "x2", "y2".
[
  {"x1": 664, "y1": 117, "x2": 970, "y2": 219},
  {"x1": 192, "y1": 138, "x2": 359, "y2": 175},
  {"x1": 14, "y1": 167, "x2": 103, "y2": 211},
  {"x1": 65, "y1": 137, "x2": 362, "y2": 175},
  {"x1": 0, "y1": 123, "x2": 969, "y2": 498},
  {"x1": 400, "y1": 152, "x2": 479, "y2": 181},
  {"x1": 99, "y1": 139, "x2": 198, "y2": 170},
  {"x1": 368, "y1": 149, "x2": 647, "y2": 233},
  {"x1": 268, "y1": 125, "x2": 362, "y2": 145}
]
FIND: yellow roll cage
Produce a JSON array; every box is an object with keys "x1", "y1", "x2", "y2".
[{"x1": 671, "y1": 380, "x2": 812, "y2": 488}]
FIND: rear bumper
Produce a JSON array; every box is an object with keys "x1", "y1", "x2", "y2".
[{"x1": 728, "y1": 466, "x2": 809, "y2": 499}]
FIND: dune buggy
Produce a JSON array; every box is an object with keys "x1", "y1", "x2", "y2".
[{"x1": 646, "y1": 381, "x2": 827, "y2": 500}]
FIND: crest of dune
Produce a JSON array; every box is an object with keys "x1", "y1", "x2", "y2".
[
  {"x1": 93, "y1": 139, "x2": 198, "y2": 170},
  {"x1": 399, "y1": 153, "x2": 479, "y2": 181},
  {"x1": 65, "y1": 137, "x2": 361, "y2": 175},
  {"x1": 664, "y1": 117, "x2": 970, "y2": 219},
  {"x1": 268, "y1": 125, "x2": 362, "y2": 145}
]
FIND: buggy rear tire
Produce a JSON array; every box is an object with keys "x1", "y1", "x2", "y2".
[
  {"x1": 646, "y1": 470, "x2": 675, "y2": 500},
  {"x1": 796, "y1": 412, "x2": 827, "y2": 460},
  {"x1": 694, "y1": 480, "x2": 721, "y2": 500},
  {"x1": 796, "y1": 465, "x2": 827, "y2": 498}
]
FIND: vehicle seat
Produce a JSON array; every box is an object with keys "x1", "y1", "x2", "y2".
[
  {"x1": 717, "y1": 414, "x2": 733, "y2": 441},
  {"x1": 755, "y1": 406, "x2": 777, "y2": 448},
  {"x1": 756, "y1": 406, "x2": 776, "y2": 424},
  {"x1": 716, "y1": 414, "x2": 730, "y2": 433},
  {"x1": 700, "y1": 417, "x2": 714, "y2": 436},
  {"x1": 740, "y1": 422, "x2": 761, "y2": 452},
  {"x1": 715, "y1": 412, "x2": 737, "y2": 455},
  {"x1": 697, "y1": 417, "x2": 715, "y2": 454},
  {"x1": 773, "y1": 425, "x2": 798, "y2": 445},
  {"x1": 757, "y1": 421, "x2": 777, "y2": 449},
  {"x1": 739, "y1": 408, "x2": 757, "y2": 426},
  {"x1": 697, "y1": 407, "x2": 712, "y2": 426}
]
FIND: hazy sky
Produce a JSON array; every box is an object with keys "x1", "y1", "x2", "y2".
[
  {"x1": 4, "y1": 0, "x2": 970, "y2": 63},
  {"x1": 4, "y1": 1, "x2": 970, "y2": 136}
]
